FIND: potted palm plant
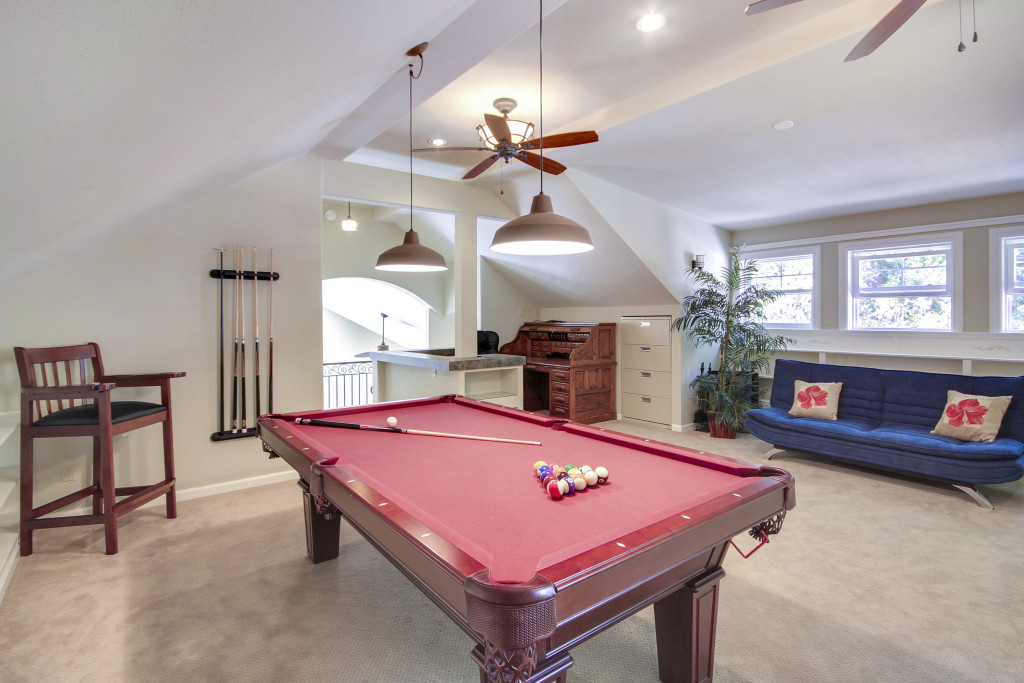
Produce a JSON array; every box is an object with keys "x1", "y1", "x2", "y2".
[{"x1": 673, "y1": 246, "x2": 792, "y2": 438}]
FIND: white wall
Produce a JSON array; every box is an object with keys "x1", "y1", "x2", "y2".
[{"x1": 0, "y1": 156, "x2": 324, "y2": 506}]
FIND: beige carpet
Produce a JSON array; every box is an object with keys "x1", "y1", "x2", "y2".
[{"x1": 1, "y1": 420, "x2": 1022, "y2": 682}]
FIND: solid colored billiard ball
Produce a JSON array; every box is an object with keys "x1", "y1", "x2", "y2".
[
  {"x1": 537, "y1": 466, "x2": 552, "y2": 479},
  {"x1": 594, "y1": 466, "x2": 609, "y2": 484},
  {"x1": 583, "y1": 470, "x2": 599, "y2": 487},
  {"x1": 547, "y1": 479, "x2": 562, "y2": 499},
  {"x1": 533, "y1": 460, "x2": 548, "y2": 475},
  {"x1": 386, "y1": 416, "x2": 398, "y2": 427},
  {"x1": 542, "y1": 475, "x2": 557, "y2": 488}
]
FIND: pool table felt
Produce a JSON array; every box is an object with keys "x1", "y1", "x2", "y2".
[{"x1": 286, "y1": 401, "x2": 751, "y2": 583}]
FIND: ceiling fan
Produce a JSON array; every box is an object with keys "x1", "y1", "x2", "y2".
[
  {"x1": 745, "y1": 0, "x2": 929, "y2": 62},
  {"x1": 414, "y1": 98, "x2": 598, "y2": 180}
]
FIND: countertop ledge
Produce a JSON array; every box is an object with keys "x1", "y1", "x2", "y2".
[{"x1": 357, "y1": 350, "x2": 525, "y2": 372}]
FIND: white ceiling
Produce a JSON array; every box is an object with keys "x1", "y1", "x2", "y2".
[
  {"x1": 344, "y1": 0, "x2": 1024, "y2": 229},
  {"x1": 3, "y1": 0, "x2": 1022, "y2": 289}
]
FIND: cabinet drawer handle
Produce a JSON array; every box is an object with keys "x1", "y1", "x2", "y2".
[
  {"x1": 640, "y1": 372, "x2": 651, "y2": 378},
  {"x1": 640, "y1": 346, "x2": 651, "y2": 352},
  {"x1": 641, "y1": 396, "x2": 652, "y2": 403}
]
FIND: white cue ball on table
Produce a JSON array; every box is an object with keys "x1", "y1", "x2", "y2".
[{"x1": 386, "y1": 416, "x2": 398, "y2": 427}]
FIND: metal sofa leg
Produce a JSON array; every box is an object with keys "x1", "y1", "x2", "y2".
[
  {"x1": 952, "y1": 484, "x2": 994, "y2": 510},
  {"x1": 764, "y1": 447, "x2": 786, "y2": 460}
]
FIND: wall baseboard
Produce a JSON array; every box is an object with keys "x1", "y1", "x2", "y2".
[{"x1": 0, "y1": 468, "x2": 298, "y2": 606}]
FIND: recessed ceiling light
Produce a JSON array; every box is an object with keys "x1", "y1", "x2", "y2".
[
  {"x1": 635, "y1": 13, "x2": 666, "y2": 32},
  {"x1": 772, "y1": 120, "x2": 795, "y2": 131},
  {"x1": 427, "y1": 137, "x2": 447, "y2": 146}
]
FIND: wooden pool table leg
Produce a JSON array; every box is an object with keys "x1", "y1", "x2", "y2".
[
  {"x1": 654, "y1": 567, "x2": 726, "y2": 683},
  {"x1": 298, "y1": 479, "x2": 340, "y2": 563}
]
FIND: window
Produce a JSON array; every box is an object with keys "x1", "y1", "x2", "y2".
[
  {"x1": 999, "y1": 233, "x2": 1024, "y2": 331},
  {"x1": 747, "y1": 247, "x2": 818, "y2": 329},
  {"x1": 841, "y1": 234, "x2": 961, "y2": 331}
]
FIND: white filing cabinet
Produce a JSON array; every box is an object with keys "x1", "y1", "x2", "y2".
[{"x1": 619, "y1": 315, "x2": 672, "y2": 425}]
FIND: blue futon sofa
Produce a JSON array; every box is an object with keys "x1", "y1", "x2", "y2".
[{"x1": 744, "y1": 359, "x2": 1024, "y2": 508}]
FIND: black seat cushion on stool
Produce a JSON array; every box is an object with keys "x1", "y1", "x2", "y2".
[{"x1": 34, "y1": 401, "x2": 167, "y2": 427}]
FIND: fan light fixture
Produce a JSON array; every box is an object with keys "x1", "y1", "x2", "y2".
[
  {"x1": 490, "y1": 2, "x2": 593, "y2": 256},
  {"x1": 375, "y1": 43, "x2": 448, "y2": 273},
  {"x1": 476, "y1": 99, "x2": 535, "y2": 150},
  {"x1": 635, "y1": 13, "x2": 667, "y2": 32},
  {"x1": 427, "y1": 137, "x2": 447, "y2": 146},
  {"x1": 341, "y1": 201, "x2": 359, "y2": 231}
]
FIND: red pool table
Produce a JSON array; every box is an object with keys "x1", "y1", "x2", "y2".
[{"x1": 258, "y1": 395, "x2": 795, "y2": 683}]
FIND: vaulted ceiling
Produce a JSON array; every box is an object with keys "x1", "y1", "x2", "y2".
[{"x1": 4, "y1": 0, "x2": 1022, "y2": 288}]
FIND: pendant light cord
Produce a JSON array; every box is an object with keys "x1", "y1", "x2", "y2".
[
  {"x1": 539, "y1": 0, "x2": 544, "y2": 194},
  {"x1": 409, "y1": 53, "x2": 424, "y2": 232}
]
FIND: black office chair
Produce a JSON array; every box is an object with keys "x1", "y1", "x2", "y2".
[{"x1": 477, "y1": 331, "x2": 499, "y2": 355}]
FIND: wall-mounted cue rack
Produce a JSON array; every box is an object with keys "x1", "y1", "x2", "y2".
[{"x1": 210, "y1": 246, "x2": 280, "y2": 441}]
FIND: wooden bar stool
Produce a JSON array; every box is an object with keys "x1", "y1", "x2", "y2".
[{"x1": 14, "y1": 343, "x2": 184, "y2": 555}]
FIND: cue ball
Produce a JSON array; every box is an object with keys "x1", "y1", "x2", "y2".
[{"x1": 386, "y1": 416, "x2": 398, "y2": 427}]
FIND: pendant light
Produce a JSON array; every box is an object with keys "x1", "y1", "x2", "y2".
[
  {"x1": 341, "y1": 201, "x2": 358, "y2": 231},
  {"x1": 376, "y1": 43, "x2": 448, "y2": 273},
  {"x1": 490, "y1": 0, "x2": 594, "y2": 256}
]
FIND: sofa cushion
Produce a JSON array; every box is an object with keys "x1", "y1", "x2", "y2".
[
  {"x1": 931, "y1": 391, "x2": 1013, "y2": 443},
  {"x1": 745, "y1": 409, "x2": 1024, "y2": 484},
  {"x1": 790, "y1": 380, "x2": 842, "y2": 419},
  {"x1": 772, "y1": 360, "x2": 883, "y2": 426},
  {"x1": 881, "y1": 369, "x2": 1024, "y2": 441},
  {"x1": 747, "y1": 406, "x2": 1023, "y2": 460}
]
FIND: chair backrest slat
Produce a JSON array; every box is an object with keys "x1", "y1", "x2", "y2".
[{"x1": 15, "y1": 343, "x2": 103, "y2": 421}]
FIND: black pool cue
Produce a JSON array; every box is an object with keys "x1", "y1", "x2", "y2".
[
  {"x1": 239, "y1": 245, "x2": 247, "y2": 430},
  {"x1": 253, "y1": 247, "x2": 261, "y2": 420},
  {"x1": 230, "y1": 246, "x2": 241, "y2": 431},
  {"x1": 295, "y1": 418, "x2": 542, "y2": 446},
  {"x1": 268, "y1": 247, "x2": 274, "y2": 414},
  {"x1": 217, "y1": 248, "x2": 225, "y2": 435}
]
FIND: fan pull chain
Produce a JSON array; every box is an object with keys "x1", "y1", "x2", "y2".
[
  {"x1": 972, "y1": 0, "x2": 978, "y2": 44},
  {"x1": 958, "y1": 0, "x2": 966, "y2": 52}
]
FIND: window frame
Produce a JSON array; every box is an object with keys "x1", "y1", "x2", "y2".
[
  {"x1": 989, "y1": 225, "x2": 1024, "y2": 332},
  {"x1": 745, "y1": 245, "x2": 820, "y2": 330},
  {"x1": 839, "y1": 232, "x2": 962, "y2": 332}
]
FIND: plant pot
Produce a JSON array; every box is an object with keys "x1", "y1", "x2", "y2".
[{"x1": 708, "y1": 420, "x2": 737, "y2": 439}]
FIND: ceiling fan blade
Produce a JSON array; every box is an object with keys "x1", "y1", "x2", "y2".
[
  {"x1": 844, "y1": 0, "x2": 927, "y2": 62},
  {"x1": 484, "y1": 114, "x2": 513, "y2": 143},
  {"x1": 520, "y1": 131, "x2": 598, "y2": 149},
  {"x1": 463, "y1": 155, "x2": 500, "y2": 179},
  {"x1": 413, "y1": 147, "x2": 491, "y2": 152},
  {"x1": 744, "y1": 0, "x2": 803, "y2": 16},
  {"x1": 518, "y1": 151, "x2": 567, "y2": 176}
]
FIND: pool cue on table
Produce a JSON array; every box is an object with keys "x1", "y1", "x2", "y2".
[
  {"x1": 295, "y1": 418, "x2": 542, "y2": 446},
  {"x1": 230, "y1": 246, "x2": 241, "y2": 431},
  {"x1": 239, "y1": 245, "x2": 247, "y2": 430},
  {"x1": 217, "y1": 248, "x2": 225, "y2": 435},
  {"x1": 268, "y1": 247, "x2": 274, "y2": 414},
  {"x1": 253, "y1": 247, "x2": 261, "y2": 420}
]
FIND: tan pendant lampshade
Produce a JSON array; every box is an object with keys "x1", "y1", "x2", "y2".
[
  {"x1": 489, "y1": 1, "x2": 593, "y2": 256},
  {"x1": 490, "y1": 193, "x2": 594, "y2": 255},
  {"x1": 374, "y1": 42, "x2": 447, "y2": 273},
  {"x1": 375, "y1": 228, "x2": 447, "y2": 272}
]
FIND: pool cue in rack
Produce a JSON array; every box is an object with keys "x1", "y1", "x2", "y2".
[{"x1": 210, "y1": 246, "x2": 280, "y2": 441}]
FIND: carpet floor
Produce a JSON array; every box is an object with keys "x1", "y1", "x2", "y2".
[{"x1": 1, "y1": 420, "x2": 1022, "y2": 682}]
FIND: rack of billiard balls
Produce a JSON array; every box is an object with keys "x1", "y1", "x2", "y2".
[{"x1": 533, "y1": 461, "x2": 609, "y2": 499}]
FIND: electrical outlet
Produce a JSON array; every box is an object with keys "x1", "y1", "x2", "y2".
[{"x1": 60, "y1": 465, "x2": 74, "y2": 482}]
